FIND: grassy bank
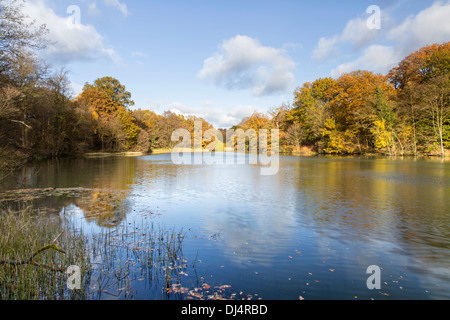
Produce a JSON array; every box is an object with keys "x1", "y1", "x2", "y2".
[
  {"x1": 0, "y1": 205, "x2": 206, "y2": 300},
  {"x1": 0, "y1": 207, "x2": 91, "y2": 300}
]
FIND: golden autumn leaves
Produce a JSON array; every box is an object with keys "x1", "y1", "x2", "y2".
[
  {"x1": 287, "y1": 42, "x2": 449, "y2": 156},
  {"x1": 73, "y1": 43, "x2": 448, "y2": 158}
]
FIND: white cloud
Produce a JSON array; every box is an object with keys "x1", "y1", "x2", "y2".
[
  {"x1": 331, "y1": 45, "x2": 402, "y2": 78},
  {"x1": 321, "y1": 1, "x2": 450, "y2": 78},
  {"x1": 23, "y1": 0, "x2": 120, "y2": 64},
  {"x1": 313, "y1": 16, "x2": 382, "y2": 60},
  {"x1": 157, "y1": 101, "x2": 258, "y2": 128},
  {"x1": 102, "y1": 0, "x2": 130, "y2": 18},
  {"x1": 201, "y1": 104, "x2": 258, "y2": 128},
  {"x1": 313, "y1": 35, "x2": 340, "y2": 60},
  {"x1": 387, "y1": 0, "x2": 450, "y2": 54},
  {"x1": 341, "y1": 16, "x2": 381, "y2": 49},
  {"x1": 198, "y1": 35, "x2": 296, "y2": 96}
]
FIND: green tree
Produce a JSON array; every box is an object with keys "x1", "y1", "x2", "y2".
[
  {"x1": 85, "y1": 76, "x2": 134, "y2": 108},
  {"x1": 289, "y1": 78, "x2": 336, "y2": 148},
  {"x1": 78, "y1": 77, "x2": 140, "y2": 151}
]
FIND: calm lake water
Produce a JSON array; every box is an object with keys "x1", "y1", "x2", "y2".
[{"x1": 1, "y1": 153, "x2": 449, "y2": 300}]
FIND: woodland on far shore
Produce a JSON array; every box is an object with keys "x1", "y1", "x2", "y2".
[{"x1": 1, "y1": 1, "x2": 449, "y2": 176}]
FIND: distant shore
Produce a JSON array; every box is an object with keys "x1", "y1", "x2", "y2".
[
  {"x1": 84, "y1": 151, "x2": 149, "y2": 158},
  {"x1": 82, "y1": 148, "x2": 449, "y2": 161}
]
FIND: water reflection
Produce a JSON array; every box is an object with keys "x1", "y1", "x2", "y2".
[
  {"x1": 0, "y1": 154, "x2": 449, "y2": 299},
  {"x1": 0, "y1": 157, "x2": 138, "y2": 227}
]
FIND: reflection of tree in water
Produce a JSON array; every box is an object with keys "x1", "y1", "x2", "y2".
[
  {"x1": 0, "y1": 156, "x2": 139, "y2": 228},
  {"x1": 0, "y1": 187, "x2": 131, "y2": 228},
  {"x1": 73, "y1": 189, "x2": 130, "y2": 228}
]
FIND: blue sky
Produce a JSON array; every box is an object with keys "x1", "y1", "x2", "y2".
[{"x1": 23, "y1": 0, "x2": 450, "y2": 128}]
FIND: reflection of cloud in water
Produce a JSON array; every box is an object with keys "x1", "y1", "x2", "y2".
[{"x1": 4, "y1": 155, "x2": 449, "y2": 299}]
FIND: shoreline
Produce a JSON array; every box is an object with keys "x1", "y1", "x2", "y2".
[{"x1": 81, "y1": 149, "x2": 450, "y2": 161}]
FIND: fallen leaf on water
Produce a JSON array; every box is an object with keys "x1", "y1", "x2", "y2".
[{"x1": 189, "y1": 291, "x2": 203, "y2": 299}]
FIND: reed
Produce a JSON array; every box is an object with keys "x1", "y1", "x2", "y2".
[
  {"x1": 0, "y1": 206, "x2": 91, "y2": 300},
  {"x1": 87, "y1": 221, "x2": 189, "y2": 299},
  {"x1": 1, "y1": 206, "x2": 203, "y2": 300}
]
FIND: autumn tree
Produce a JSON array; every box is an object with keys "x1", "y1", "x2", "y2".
[
  {"x1": 389, "y1": 42, "x2": 449, "y2": 89},
  {"x1": 289, "y1": 78, "x2": 336, "y2": 149},
  {"x1": 325, "y1": 71, "x2": 397, "y2": 153},
  {"x1": 268, "y1": 102, "x2": 291, "y2": 131},
  {"x1": 132, "y1": 109, "x2": 161, "y2": 152},
  {"x1": 285, "y1": 123, "x2": 305, "y2": 152},
  {"x1": 78, "y1": 77, "x2": 140, "y2": 152},
  {"x1": 241, "y1": 112, "x2": 272, "y2": 133},
  {"x1": 418, "y1": 74, "x2": 449, "y2": 157},
  {"x1": 389, "y1": 42, "x2": 450, "y2": 157},
  {"x1": 87, "y1": 76, "x2": 134, "y2": 108}
]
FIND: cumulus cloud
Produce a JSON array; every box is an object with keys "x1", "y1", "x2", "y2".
[
  {"x1": 23, "y1": 0, "x2": 120, "y2": 64},
  {"x1": 313, "y1": 16, "x2": 382, "y2": 60},
  {"x1": 320, "y1": 1, "x2": 450, "y2": 77},
  {"x1": 313, "y1": 36, "x2": 340, "y2": 61},
  {"x1": 331, "y1": 45, "x2": 402, "y2": 78},
  {"x1": 387, "y1": 0, "x2": 450, "y2": 54},
  {"x1": 159, "y1": 101, "x2": 258, "y2": 128},
  {"x1": 198, "y1": 35, "x2": 296, "y2": 96}
]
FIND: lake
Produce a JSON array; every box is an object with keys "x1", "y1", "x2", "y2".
[{"x1": 1, "y1": 153, "x2": 449, "y2": 300}]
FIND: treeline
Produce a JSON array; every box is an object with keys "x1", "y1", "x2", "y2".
[
  {"x1": 0, "y1": 0, "x2": 215, "y2": 173},
  {"x1": 1, "y1": 0, "x2": 449, "y2": 177},
  {"x1": 76, "y1": 77, "x2": 214, "y2": 153},
  {"x1": 0, "y1": 67, "x2": 214, "y2": 161},
  {"x1": 236, "y1": 42, "x2": 449, "y2": 157}
]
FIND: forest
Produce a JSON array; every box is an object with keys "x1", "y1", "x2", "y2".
[{"x1": 1, "y1": 0, "x2": 449, "y2": 176}]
